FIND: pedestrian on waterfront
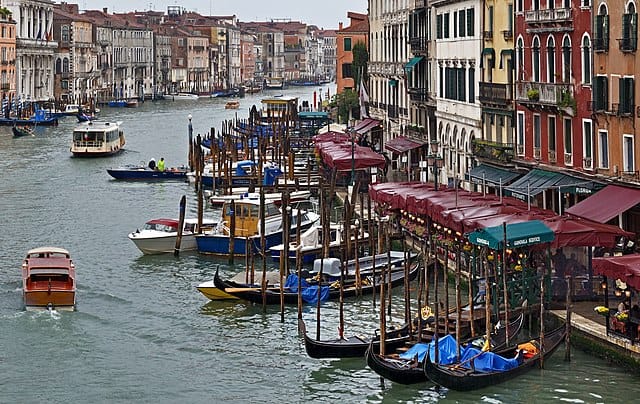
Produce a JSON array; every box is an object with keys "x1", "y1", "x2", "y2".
[
  {"x1": 552, "y1": 248, "x2": 567, "y2": 278},
  {"x1": 157, "y1": 157, "x2": 165, "y2": 172},
  {"x1": 148, "y1": 158, "x2": 156, "y2": 170}
]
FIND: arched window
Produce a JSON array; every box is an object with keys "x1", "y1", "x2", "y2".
[
  {"x1": 62, "y1": 57, "x2": 69, "y2": 73},
  {"x1": 517, "y1": 37, "x2": 524, "y2": 80},
  {"x1": 582, "y1": 35, "x2": 591, "y2": 84},
  {"x1": 622, "y1": 2, "x2": 638, "y2": 51},
  {"x1": 55, "y1": 58, "x2": 61, "y2": 74},
  {"x1": 562, "y1": 36, "x2": 571, "y2": 82},
  {"x1": 61, "y1": 25, "x2": 69, "y2": 42},
  {"x1": 594, "y1": 5, "x2": 609, "y2": 51},
  {"x1": 547, "y1": 36, "x2": 556, "y2": 83},
  {"x1": 532, "y1": 37, "x2": 540, "y2": 82}
]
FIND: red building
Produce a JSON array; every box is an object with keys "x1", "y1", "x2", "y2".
[{"x1": 512, "y1": 1, "x2": 596, "y2": 212}]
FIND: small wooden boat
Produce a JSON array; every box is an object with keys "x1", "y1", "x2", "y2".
[
  {"x1": 128, "y1": 218, "x2": 216, "y2": 255},
  {"x1": 423, "y1": 324, "x2": 566, "y2": 391},
  {"x1": 107, "y1": 165, "x2": 189, "y2": 180},
  {"x1": 225, "y1": 100, "x2": 240, "y2": 109},
  {"x1": 22, "y1": 247, "x2": 76, "y2": 311},
  {"x1": 300, "y1": 318, "x2": 412, "y2": 359},
  {"x1": 212, "y1": 262, "x2": 419, "y2": 305},
  {"x1": 12, "y1": 125, "x2": 34, "y2": 137},
  {"x1": 365, "y1": 313, "x2": 524, "y2": 385},
  {"x1": 125, "y1": 99, "x2": 138, "y2": 108}
]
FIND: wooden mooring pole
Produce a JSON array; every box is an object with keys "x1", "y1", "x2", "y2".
[{"x1": 565, "y1": 275, "x2": 573, "y2": 361}]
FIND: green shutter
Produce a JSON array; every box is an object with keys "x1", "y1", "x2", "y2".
[
  {"x1": 604, "y1": 15, "x2": 610, "y2": 49},
  {"x1": 437, "y1": 14, "x2": 442, "y2": 39},
  {"x1": 620, "y1": 77, "x2": 626, "y2": 113},
  {"x1": 593, "y1": 76, "x2": 599, "y2": 110},
  {"x1": 467, "y1": 8, "x2": 475, "y2": 37},
  {"x1": 632, "y1": 13, "x2": 638, "y2": 50},
  {"x1": 459, "y1": 9, "x2": 466, "y2": 37},
  {"x1": 604, "y1": 76, "x2": 609, "y2": 109},
  {"x1": 469, "y1": 68, "x2": 475, "y2": 103},
  {"x1": 628, "y1": 78, "x2": 635, "y2": 112}
]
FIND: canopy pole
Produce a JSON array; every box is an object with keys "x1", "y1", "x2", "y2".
[{"x1": 527, "y1": 181, "x2": 531, "y2": 211}]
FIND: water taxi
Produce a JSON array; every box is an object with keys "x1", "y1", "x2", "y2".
[
  {"x1": 70, "y1": 121, "x2": 125, "y2": 157},
  {"x1": 128, "y1": 218, "x2": 217, "y2": 255},
  {"x1": 225, "y1": 100, "x2": 240, "y2": 109},
  {"x1": 22, "y1": 247, "x2": 76, "y2": 311}
]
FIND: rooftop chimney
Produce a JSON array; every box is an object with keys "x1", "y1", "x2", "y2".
[
  {"x1": 339, "y1": 22, "x2": 343, "y2": 30},
  {"x1": 103, "y1": 7, "x2": 108, "y2": 14}
]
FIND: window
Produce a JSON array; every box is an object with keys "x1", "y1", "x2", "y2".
[
  {"x1": 517, "y1": 111, "x2": 525, "y2": 154},
  {"x1": 444, "y1": 13, "x2": 450, "y2": 38},
  {"x1": 342, "y1": 63, "x2": 352, "y2": 78},
  {"x1": 508, "y1": 5, "x2": 514, "y2": 32},
  {"x1": 619, "y1": 77, "x2": 635, "y2": 115},
  {"x1": 454, "y1": 11, "x2": 458, "y2": 38},
  {"x1": 467, "y1": 8, "x2": 475, "y2": 36},
  {"x1": 594, "y1": 7, "x2": 609, "y2": 51},
  {"x1": 61, "y1": 25, "x2": 69, "y2": 42},
  {"x1": 548, "y1": 116, "x2": 556, "y2": 152},
  {"x1": 517, "y1": 37, "x2": 524, "y2": 80},
  {"x1": 593, "y1": 75, "x2": 608, "y2": 111},
  {"x1": 488, "y1": 6, "x2": 494, "y2": 35},
  {"x1": 437, "y1": 14, "x2": 443, "y2": 39},
  {"x1": 469, "y1": 67, "x2": 475, "y2": 103},
  {"x1": 518, "y1": 0, "x2": 523, "y2": 13},
  {"x1": 582, "y1": 0, "x2": 590, "y2": 6},
  {"x1": 459, "y1": 9, "x2": 466, "y2": 37},
  {"x1": 624, "y1": 135, "x2": 635, "y2": 172},
  {"x1": 599, "y1": 130, "x2": 609, "y2": 168},
  {"x1": 582, "y1": 36, "x2": 591, "y2": 84},
  {"x1": 562, "y1": 36, "x2": 571, "y2": 82},
  {"x1": 564, "y1": 117, "x2": 573, "y2": 160},
  {"x1": 532, "y1": 37, "x2": 540, "y2": 82},
  {"x1": 457, "y1": 68, "x2": 466, "y2": 102},
  {"x1": 55, "y1": 58, "x2": 61, "y2": 74},
  {"x1": 534, "y1": 0, "x2": 540, "y2": 10},
  {"x1": 622, "y1": 4, "x2": 638, "y2": 52},
  {"x1": 533, "y1": 114, "x2": 541, "y2": 149},
  {"x1": 62, "y1": 58, "x2": 69, "y2": 73},
  {"x1": 344, "y1": 37, "x2": 352, "y2": 51},
  {"x1": 583, "y1": 120, "x2": 593, "y2": 168},
  {"x1": 547, "y1": 36, "x2": 556, "y2": 83},
  {"x1": 439, "y1": 65, "x2": 444, "y2": 96}
]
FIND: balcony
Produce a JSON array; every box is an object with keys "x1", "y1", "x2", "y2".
[
  {"x1": 593, "y1": 37, "x2": 609, "y2": 52},
  {"x1": 502, "y1": 30, "x2": 513, "y2": 40},
  {"x1": 534, "y1": 147, "x2": 541, "y2": 160},
  {"x1": 408, "y1": 87, "x2": 429, "y2": 102},
  {"x1": 0, "y1": 83, "x2": 10, "y2": 91},
  {"x1": 517, "y1": 144, "x2": 525, "y2": 156},
  {"x1": 471, "y1": 139, "x2": 515, "y2": 163},
  {"x1": 409, "y1": 37, "x2": 428, "y2": 53},
  {"x1": 618, "y1": 37, "x2": 637, "y2": 52},
  {"x1": 406, "y1": 125, "x2": 427, "y2": 138},
  {"x1": 564, "y1": 152, "x2": 573, "y2": 166},
  {"x1": 483, "y1": 31, "x2": 493, "y2": 40},
  {"x1": 516, "y1": 82, "x2": 574, "y2": 108},
  {"x1": 525, "y1": 8, "x2": 572, "y2": 24},
  {"x1": 548, "y1": 150, "x2": 557, "y2": 163},
  {"x1": 479, "y1": 82, "x2": 512, "y2": 105},
  {"x1": 413, "y1": 0, "x2": 427, "y2": 9},
  {"x1": 583, "y1": 157, "x2": 593, "y2": 170}
]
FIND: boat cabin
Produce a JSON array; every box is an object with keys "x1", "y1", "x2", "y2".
[
  {"x1": 261, "y1": 96, "x2": 298, "y2": 122},
  {"x1": 221, "y1": 198, "x2": 280, "y2": 237},
  {"x1": 71, "y1": 121, "x2": 125, "y2": 156}
]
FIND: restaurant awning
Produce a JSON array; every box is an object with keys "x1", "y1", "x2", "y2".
[
  {"x1": 468, "y1": 220, "x2": 555, "y2": 250},
  {"x1": 404, "y1": 56, "x2": 424, "y2": 72},
  {"x1": 468, "y1": 164, "x2": 521, "y2": 186},
  {"x1": 504, "y1": 169, "x2": 601, "y2": 201},
  {"x1": 353, "y1": 118, "x2": 381, "y2": 135},
  {"x1": 593, "y1": 254, "x2": 640, "y2": 290},
  {"x1": 566, "y1": 184, "x2": 640, "y2": 223},
  {"x1": 385, "y1": 136, "x2": 425, "y2": 154}
]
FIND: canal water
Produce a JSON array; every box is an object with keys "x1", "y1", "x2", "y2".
[{"x1": 0, "y1": 85, "x2": 636, "y2": 403}]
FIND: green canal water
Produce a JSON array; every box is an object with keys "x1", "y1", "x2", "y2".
[{"x1": 0, "y1": 86, "x2": 637, "y2": 403}]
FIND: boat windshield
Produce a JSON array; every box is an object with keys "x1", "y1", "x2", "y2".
[
  {"x1": 73, "y1": 130, "x2": 103, "y2": 142},
  {"x1": 143, "y1": 223, "x2": 178, "y2": 232}
]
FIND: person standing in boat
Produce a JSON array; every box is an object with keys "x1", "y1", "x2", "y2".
[
  {"x1": 148, "y1": 158, "x2": 156, "y2": 170},
  {"x1": 157, "y1": 157, "x2": 166, "y2": 172}
]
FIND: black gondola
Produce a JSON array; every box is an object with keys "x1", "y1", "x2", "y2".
[
  {"x1": 423, "y1": 324, "x2": 566, "y2": 391},
  {"x1": 12, "y1": 126, "x2": 33, "y2": 137},
  {"x1": 300, "y1": 318, "x2": 412, "y2": 359},
  {"x1": 365, "y1": 313, "x2": 525, "y2": 385},
  {"x1": 212, "y1": 263, "x2": 419, "y2": 305}
]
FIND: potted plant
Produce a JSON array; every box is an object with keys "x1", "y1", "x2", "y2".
[
  {"x1": 527, "y1": 88, "x2": 540, "y2": 101},
  {"x1": 557, "y1": 90, "x2": 577, "y2": 116}
]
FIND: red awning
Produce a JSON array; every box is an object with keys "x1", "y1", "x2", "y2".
[
  {"x1": 385, "y1": 136, "x2": 426, "y2": 154},
  {"x1": 566, "y1": 184, "x2": 640, "y2": 223},
  {"x1": 542, "y1": 216, "x2": 633, "y2": 248},
  {"x1": 353, "y1": 118, "x2": 381, "y2": 135},
  {"x1": 593, "y1": 254, "x2": 640, "y2": 290}
]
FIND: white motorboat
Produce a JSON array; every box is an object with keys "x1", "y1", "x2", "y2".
[
  {"x1": 169, "y1": 93, "x2": 199, "y2": 100},
  {"x1": 128, "y1": 218, "x2": 216, "y2": 255}
]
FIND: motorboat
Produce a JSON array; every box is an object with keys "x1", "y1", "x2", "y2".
[
  {"x1": 208, "y1": 190, "x2": 311, "y2": 208},
  {"x1": 196, "y1": 197, "x2": 320, "y2": 255},
  {"x1": 128, "y1": 218, "x2": 217, "y2": 255},
  {"x1": 107, "y1": 164, "x2": 189, "y2": 181},
  {"x1": 169, "y1": 93, "x2": 199, "y2": 100},
  {"x1": 225, "y1": 101, "x2": 240, "y2": 109},
  {"x1": 70, "y1": 121, "x2": 125, "y2": 157},
  {"x1": 107, "y1": 99, "x2": 128, "y2": 108},
  {"x1": 22, "y1": 247, "x2": 76, "y2": 311},
  {"x1": 269, "y1": 223, "x2": 370, "y2": 264}
]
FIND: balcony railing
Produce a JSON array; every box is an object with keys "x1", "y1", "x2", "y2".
[
  {"x1": 502, "y1": 30, "x2": 513, "y2": 40},
  {"x1": 413, "y1": 0, "x2": 427, "y2": 9},
  {"x1": 618, "y1": 37, "x2": 637, "y2": 52},
  {"x1": 516, "y1": 81, "x2": 573, "y2": 107},
  {"x1": 406, "y1": 125, "x2": 427, "y2": 138},
  {"x1": 408, "y1": 87, "x2": 429, "y2": 102},
  {"x1": 0, "y1": 83, "x2": 10, "y2": 91},
  {"x1": 471, "y1": 139, "x2": 515, "y2": 163},
  {"x1": 534, "y1": 147, "x2": 541, "y2": 160},
  {"x1": 565, "y1": 152, "x2": 573, "y2": 166},
  {"x1": 483, "y1": 31, "x2": 493, "y2": 39},
  {"x1": 548, "y1": 150, "x2": 557, "y2": 163},
  {"x1": 409, "y1": 37, "x2": 428, "y2": 52},
  {"x1": 479, "y1": 82, "x2": 511, "y2": 104},
  {"x1": 593, "y1": 37, "x2": 610, "y2": 52},
  {"x1": 524, "y1": 8, "x2": 572, "y2": 24},
  {"x1": 517, "y1": 144, "x2": 525, "y2": 156},
  {"x1": 583, "y1": 157, "x2": 593, "y2": 170}
]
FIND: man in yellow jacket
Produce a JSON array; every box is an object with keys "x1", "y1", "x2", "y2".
[{"x1": 157, "y1": 157, "x2": 166, "y2": 172}]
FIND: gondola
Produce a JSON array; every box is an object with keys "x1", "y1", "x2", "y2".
[
  {"x1": 300, "y1": 318, "x2": 412, "y2": 359},
  {"x1": 423, "y1": 324, "x2": 566, "y2": 391},
  {"x1": 365, "y1": 312, "x2": 525, "y2": 385},
  {"x1": 212, "y1": 262, "x2": 419, "y2": 305},
  {"x1": 12, "y1": 125, "x2": 34, "y2": 137}
]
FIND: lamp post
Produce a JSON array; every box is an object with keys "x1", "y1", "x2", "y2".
[
  {"x1": 188, "y1": 113, "x2": 193, "y2": 137},
  {"x1": 427, "y1": 140, "x2": 444, "y2": 190}
]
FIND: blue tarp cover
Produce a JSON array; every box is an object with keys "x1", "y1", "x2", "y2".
[
  {"x1": 284, "y1": 274, "x2": 329, "y2": 304},
  {"x1": 459, "y1": 346, "x2": 521, "y2": 372},
  {"x1": 399, "y1": 334, "x2": 459, "y2": 364}
]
